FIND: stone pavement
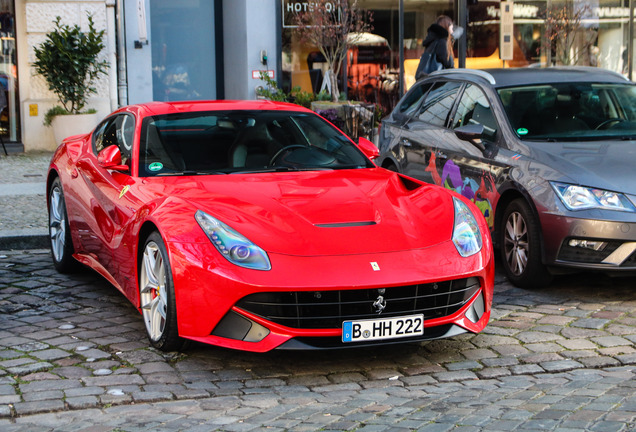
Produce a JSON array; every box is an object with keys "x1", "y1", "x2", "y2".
[
  {"x1": 0, "y1": 152, "x2": 52, "y2": 250},
  {"x1": 1, "y1": 249, "x2": 636, "y2": 431}
]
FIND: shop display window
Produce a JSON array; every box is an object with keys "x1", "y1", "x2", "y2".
[{"x1": 280, "y1": 0, "x2": 635, "y2": 115}]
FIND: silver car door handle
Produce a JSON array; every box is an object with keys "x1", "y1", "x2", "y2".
[{"x1": 402, "y1": 138, "x2": 412, "y2": 147}]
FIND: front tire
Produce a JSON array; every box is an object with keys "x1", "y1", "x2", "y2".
[
  {"x1": 499, "y1": 198, "x2": 552, "y2": 288},
  {"x1": 48, "y1": 178, "x2": 78, "y2": 273},
  {"x1": 139, "y1": 232, "x2": 186, "y2": 351},
  {"x1": 383, "y1": 161, "x2": 399, "y2": 172}
]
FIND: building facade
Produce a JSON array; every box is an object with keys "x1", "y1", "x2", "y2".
[
  {"x1": 9, "y1": 0, "x2": 636, "y2": 152},
  {"x1": 16, "y1": 0, "x2": 278, "y2": 152}
]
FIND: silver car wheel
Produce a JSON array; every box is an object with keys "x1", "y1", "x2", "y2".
[
  {"x1": 49, "y1": 185, "x2": 66, "y2": 262},
  {"x1": 140, "y1": 241, "x2": 168, "y2": 341},
  {"x1": 503, "y1": 210, "x2": 528, "y2": 276}
]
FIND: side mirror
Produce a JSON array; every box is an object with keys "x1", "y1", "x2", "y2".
[
  {"x1": 98, "y1": 145, "x2": 129, "y2": 172},
  {"x1": 454, "y1": 124, "x2": 486, "y2": 152},
  {"x1": 357, "y1": 137, "x2": 380, "y2": 160}
]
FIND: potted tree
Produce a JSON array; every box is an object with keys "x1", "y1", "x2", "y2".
[
  {"x1": 293, "y1": 0, "x2": 372, "y2": 103},
  {"x1": 290, "y1": 1, "x2": 377, "y2": 141},
  {"x1": 33, "y1": 15, "x2": 108, "y2": 145}
]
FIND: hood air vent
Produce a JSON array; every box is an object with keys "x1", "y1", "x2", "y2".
[{"x1": 315, "y1": 221, "x2": 377, "y2": 228}]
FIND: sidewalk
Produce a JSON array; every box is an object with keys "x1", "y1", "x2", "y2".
[{"x1": 0, "y1": 152, "x2": 52, "y2": 250}]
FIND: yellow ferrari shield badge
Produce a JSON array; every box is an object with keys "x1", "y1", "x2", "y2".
[{"x1": 119, "y1": 185, "x2": 130, "y2": 199}]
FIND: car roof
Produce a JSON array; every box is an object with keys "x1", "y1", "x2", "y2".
[
  {"x1": 115, "y1": 100, "x2": 312, "y2": 117},
  {"x1": 429, "y1": 67, "x2": 631, "y2": 89}
]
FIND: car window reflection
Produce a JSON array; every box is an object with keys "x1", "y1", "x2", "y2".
[
  {"x1": 453, "y1": 84, "x2": 498, "y2": 142},
  {"x1": 416, "y1": 81, "x2": 462, "y2": 127},
  {"x1": 138, "y1": 110, "x2": 373, "y2": 176}
]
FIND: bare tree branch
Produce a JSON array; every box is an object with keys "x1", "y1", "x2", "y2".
[{"x1": 293, "y1": 0, "x2": 373, "y2": 102}]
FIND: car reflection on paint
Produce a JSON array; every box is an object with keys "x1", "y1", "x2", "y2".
[
  {"x1": 377, "y1": 67, "x2": 636, "y2": 288},
  {"x1": 47, "y1": 100, "x2": 494, "y2": 352}
]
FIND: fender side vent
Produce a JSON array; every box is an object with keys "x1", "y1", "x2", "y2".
[{"x1": 398, "y1": 174, "x2": 423, "y2": 191}]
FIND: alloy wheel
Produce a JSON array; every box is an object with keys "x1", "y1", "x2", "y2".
[
  {"x1": 503, "y1": 210, "x2": 529, "y2": 276},
  {"x1": 140, "y1": 241, "x2": 168, "y2": 341},
  {"x1": 49, "y1": 185, "x2": 66, "y2": 263}
]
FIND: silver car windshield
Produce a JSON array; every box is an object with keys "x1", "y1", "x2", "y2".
[
  {"x1": 138, "y1": 110, "x2": 372, "y2": 176},
  {"x1": 498, "y1": 83, "x2": 636, "y2": 141}
]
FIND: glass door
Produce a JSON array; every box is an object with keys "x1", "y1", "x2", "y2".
[{"x1": 125, "y1": 0, "x2": 217, "y2": 104}]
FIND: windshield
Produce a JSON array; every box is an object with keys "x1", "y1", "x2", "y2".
[
  {"x1": 139, "y1": 110, "x2": 372, "y2": 176},
  {"x1": 498, "y1": 83, "x2": 636, "y2": 141}
]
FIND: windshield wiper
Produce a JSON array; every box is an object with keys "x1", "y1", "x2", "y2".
[
  {"x1": 156, "y1": 170, "x2": 227, "y2": 176},
  {"x1": 524, "y1": 138, "x2": 557, "y2": 142},
  {"x1": 332, "y1": 164, "x2": 366, "y2": 169},
  {"x1": 229, "y1": 166, "x2": 334, "y2": 174}
]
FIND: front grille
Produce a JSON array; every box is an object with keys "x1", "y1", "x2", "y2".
[{"x1": 235, "y1": 277, "x2": 481, "y2": 329}]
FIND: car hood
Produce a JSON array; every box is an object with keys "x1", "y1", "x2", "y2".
[
  {"x1": 153, "y1": 169, "x2": 455, "y2": 256},
  {"x1": 530, "y1": 140, "x2": 636, "y2": 195}
]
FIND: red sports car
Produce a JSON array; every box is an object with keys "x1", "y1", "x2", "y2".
[{"x1": 47, "y1": 100, "x2": 494, "y2": 352}]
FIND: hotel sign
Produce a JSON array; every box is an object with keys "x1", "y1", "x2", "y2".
[{"x1": 282, "y1": 0, "x2": 339, "y2": 28}]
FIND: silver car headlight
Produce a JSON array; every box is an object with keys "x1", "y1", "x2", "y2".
[
  {"x1": 195, "y1": 210, "x2": 271, "y2": 270},
  {"x1": 452, "y1": 197, "x2": 483, "y2": 257},
  {"x1": 551, "y1": 182, "x2": 636, "y2": 212}
]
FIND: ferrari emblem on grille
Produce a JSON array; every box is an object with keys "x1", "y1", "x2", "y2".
[
  {"x1": 373, "y1": 295, "x2": 386, "y2": 314},
  {"x1": 370, "y1": 262, "x2": 380, "y2": 271}
]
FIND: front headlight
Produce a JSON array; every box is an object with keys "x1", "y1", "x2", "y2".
[
  {"x1": 195, "y1": 210, "x2": 271, "y2": 270},
  {"x1": 550, "y1": 182, "x2": 636, "y2": 212},
  {"x1": 452, "y1": 197, "x2": 483, "y2": 257}
]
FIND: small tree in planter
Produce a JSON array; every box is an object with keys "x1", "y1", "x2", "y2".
[
  {"x1": 542, "y1": 3, "x2": 596, "y2": 66},
  {"x1": 293, "y1": 0, "x2": 372, "y2": 102},
  {"x1": 33, "y1": 15, "x2": 108, "y2": 126}
]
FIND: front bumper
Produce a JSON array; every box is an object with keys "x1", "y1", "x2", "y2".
[
  {"x1": 541, "y1": 213, "x2": 636, "y2": 270},
  {"x1": 166, "y1": 239, "x2": 494, "y2": 352}
]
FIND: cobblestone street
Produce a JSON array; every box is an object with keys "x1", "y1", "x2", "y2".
[{"x1": 1, "y1": 249, "x2": 636, "y2": 431}]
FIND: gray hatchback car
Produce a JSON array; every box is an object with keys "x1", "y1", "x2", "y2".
[{"x1": 377, "y1": 67, "x2": 636, "y2": 288}]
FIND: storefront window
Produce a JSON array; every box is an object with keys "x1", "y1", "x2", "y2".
[
  {"x1": 464, "y1": 0, "x2": 632, "y2": 74},
  {"x1": 281, "y1": 0, "x2": 455, "y2": 115},
  {"x1": 280, "y1": 0, "x2": 634, "y2": 116},
  {"x1": 0, "y1": 1, "x2": 18, "y2": 142},
  {"x1": 590, "y1": 0, "x2": 632, "y2": 75},
  {"x1": 467, "y1": 1, "x2": 541, "y2": 68}
]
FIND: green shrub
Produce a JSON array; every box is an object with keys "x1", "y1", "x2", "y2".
[{"x1": 33, "y1": 15, "x2": 108, "y2": 120}]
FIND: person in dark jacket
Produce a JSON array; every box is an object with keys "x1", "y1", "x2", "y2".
[{"x1": 422, "y1": 15, "x2": 455, "y2": 69}]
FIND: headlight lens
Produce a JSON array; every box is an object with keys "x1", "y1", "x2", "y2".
[
  {"x1": 195, "y1": 210, "x2": 271, "y2": 270},
  {"x1": 452, "y1": 197, "x2": 483, "y2": 257},
  {"x1": 551, "y1": 182, "x2": 636, "y2": 212}
]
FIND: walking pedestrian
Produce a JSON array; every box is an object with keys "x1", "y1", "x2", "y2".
[{"x1": 415, "y1": 15, "x2": 455, "y2": 80}]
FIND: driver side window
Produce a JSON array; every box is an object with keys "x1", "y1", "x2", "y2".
[
  {"x1": 93, "y1": 115, "x2": 134, "y2": 166},
  {"x1": 452, "y1": 84, "x2": 498, "y2": 142}
]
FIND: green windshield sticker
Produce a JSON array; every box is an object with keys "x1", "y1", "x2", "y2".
[
  {"x1": 517, "y1": 128, "x2": 529, "y2": 135},
  {"x1": 149, "y1": 162, "x2": 163, "y2": 172}
]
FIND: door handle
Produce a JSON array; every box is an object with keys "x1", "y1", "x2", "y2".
[
  {"x1": 70, "y1": 169, "x2": 78, "y2": 179},
  {"x1": 401, "y1": 138, "x2": 412, "y2": 147}
]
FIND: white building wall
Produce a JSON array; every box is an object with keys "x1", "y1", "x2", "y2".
[
  {"x1": 19, "y1": 0, "x2": 114, "y2": 151},
  {"x1": 223, "y1": 0, "x2": 278, "y2": 100},
  {"x1": 18, "y1": 0, "x2": 278, "y2": 150}
]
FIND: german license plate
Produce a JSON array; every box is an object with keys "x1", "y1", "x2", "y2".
[{"x1": 342, "y1": 314, "x2": 424, "y2": 343}]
